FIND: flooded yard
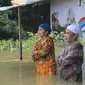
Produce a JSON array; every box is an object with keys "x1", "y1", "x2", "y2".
[
  {"x1": 0, "y1": 46, "x2": 84, "y2": 85},
  {"x1": 0, "y1": 60, "x2": 82, "y2": 85}
]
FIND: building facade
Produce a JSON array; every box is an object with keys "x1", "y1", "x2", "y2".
[{"x1": 50, "y1": 0, "x2": 85, "y2": 34}]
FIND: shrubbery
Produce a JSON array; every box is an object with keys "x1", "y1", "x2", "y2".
[
  {"x1": 0, "y1": 11, "x2": 26, "y2": 40},
  {"x1": 0, "y1": 31, "x2": 85, "y2": 52}
]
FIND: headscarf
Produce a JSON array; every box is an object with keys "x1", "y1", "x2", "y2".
[
  {"x1": 38, "y1": 23, "x2": 51, "y2": 34},
  {"x1": 67, "y1": 24, "x2": 82, "y2": 37}
]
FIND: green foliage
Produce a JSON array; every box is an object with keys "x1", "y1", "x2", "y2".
[
  {"x1": 0, "y1": 11, "x2": 26, "y2": 40},
  {"x1": 78, "y1": 37, "x2": 85, "y2": 46},
  {"x1": 50, "y1": 31, "x2": 66, "y2": 47},
  {"x1": 0, "y1": 32, "x2": 38, "y2": 52},
  {"x1": 0, "y1": 32, "x2": 85, "y2": 52},
  {"x1": 0, "y1": 0, "x2": 50, "y2": 34}
]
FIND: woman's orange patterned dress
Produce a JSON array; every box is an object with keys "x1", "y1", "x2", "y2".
[{"x1": 32, "y1": 36, "x2": 56, "y2": 75}]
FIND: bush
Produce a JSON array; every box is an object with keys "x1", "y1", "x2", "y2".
[
  {"x1": 0, "y1": 11, "x2": 26, "y2": 40},
  {"x1": 50, "y1": 31, "x2": 66, "y2": 47},
  {"x1": 0, "y1": 32, "x2": 85, "y2": 52}
]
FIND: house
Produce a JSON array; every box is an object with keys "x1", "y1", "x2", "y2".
[{"x1": 50, "y1": 0, "x2": 85, "y2": 35}]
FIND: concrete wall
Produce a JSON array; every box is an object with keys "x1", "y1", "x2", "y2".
[{"x1": 50, "y1": 0, "x2": 85, "y2": 28}]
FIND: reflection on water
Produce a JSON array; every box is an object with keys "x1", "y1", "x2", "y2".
[
  {"x1": 36, "y1": 75, "x2": 56, "y2": 85},
  {"x1": 36, "y1": 75, "x2": 82, "y2": 85},
  {"x1": 19, "y1": 61, "x2": 22, "y2": 85}
]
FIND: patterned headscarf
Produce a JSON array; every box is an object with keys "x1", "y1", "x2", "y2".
[
  {"x1": 38, "y1": 23, "x2": 51, "y2": 34},
  {"x1": 67, "y1": 24, "x2": 82, "y2": 37}
]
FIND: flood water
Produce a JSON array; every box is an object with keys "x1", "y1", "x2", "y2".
[
  {"x1": 0, "y1": 47, "x2": 84, "y2": 85},
  {"x1": 0, "y1": 59, "x2": 82, "y2": 85}
]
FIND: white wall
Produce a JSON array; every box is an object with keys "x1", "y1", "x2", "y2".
[{"x1": 50, "y1": 0, "x2": 85, "y2": 27}]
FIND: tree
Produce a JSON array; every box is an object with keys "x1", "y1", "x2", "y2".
[
  {"x1": 0, "y1": 0, "x2": 50, "y2": 39},
  {"x1": 0, "y1": 11, "x2": 26, "y2": 40}
]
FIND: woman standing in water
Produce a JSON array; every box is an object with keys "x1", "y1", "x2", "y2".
[
  {"x1": 32, "y1": 23, "x2": 56, "y2": 75},
  {"x1": 57, "y1": 24, "x2": 83, "y2": 82}
]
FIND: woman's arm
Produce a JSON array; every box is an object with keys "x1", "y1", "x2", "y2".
[
  {"x1": 59, "y1": 45, "x2": 83, "y2": 66},
  {"x1": 57, "y1": 49, "x2": 65, "y2": 65},
  {"x1": 32, "y1": 37, "x2": 55, "y2": 60},
  {"x1": 32, "y1": 41, "x2": 40, "y2": 61}
]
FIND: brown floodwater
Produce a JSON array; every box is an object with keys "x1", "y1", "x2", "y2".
[
  {"x1": 0, "y1": 46, "x2": 84, "y2": 85},
  {"x1": 0, "y1": 60, "x2": 82, "y2": 85}
]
